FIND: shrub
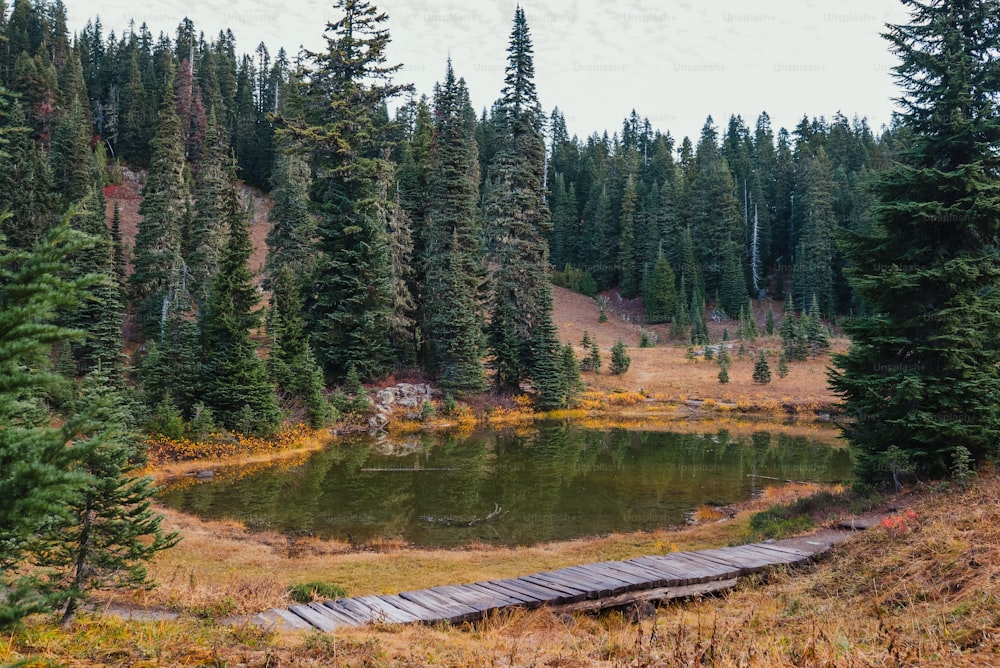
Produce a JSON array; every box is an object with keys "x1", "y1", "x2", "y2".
[{"x1": 288, "y1": 582, "x2": 348, "y2": 604}]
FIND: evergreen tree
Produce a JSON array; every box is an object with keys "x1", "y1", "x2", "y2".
[
  {"x1": 752, "y1": 350, "x2": 771, "y2": 384},
  {"x1": 267, "y1": 266, "x2": 329, "y2": 428},
  {"x1": 765, "y1": 306, "x2": 776, "y2": 336},
  {"x1": 617, "y1": 174, "x2": 640, "y2": 298},
  {"x1": 284, "y1": 0, "x2": 411, "y2": 382},
  {"x1": 42, "y1": 369, "x2": 179, "y2": 625},
  {"x1": 609, "y1": 339, "x2": 631, "y2": 375},
  {"x1": 644, "y1": 251, "x2": 676, "y2": 324},
  {"x1": 830, "y1": 0, "x2": 1000, "y2": 481},
  {"x1": 265, "y1": 148, "x2": 318, "y2": 279},
  {"x1": 486, "y1": 7, "x2": 554, "y2": 391},
  {"x1": 198, "y1": 186, "x2": 280, "y2": 435},
  {"x1": 0, "y1": 220, "x2": 101, "y2": 628},
  {"x1": 718, "y1": 358, "x2": 730, "y2": 384},
  {"x1": 777, "y1": 349, "x2": 789, "y2": 378},
  {"x1": 129, "y1": 69, "x2": 188, "y2": 340},
  {"x1": 422, "y1": 61, "x2": 486, "y2": 393}
]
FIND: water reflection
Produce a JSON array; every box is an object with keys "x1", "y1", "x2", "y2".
[{"x1": 158, "y1": 422, "x2": 851, "y2": 547}]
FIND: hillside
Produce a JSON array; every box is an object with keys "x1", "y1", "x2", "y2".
[{"x1": 106, "y1": 170, "x2": 839, "y2": 412}]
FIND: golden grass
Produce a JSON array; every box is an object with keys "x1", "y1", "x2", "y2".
[{"x1": 10, "y1": 475, "x2": 1000, "y2": 665}]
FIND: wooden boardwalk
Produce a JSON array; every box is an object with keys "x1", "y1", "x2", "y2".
[{"x1": 250, "y1": 532, "x2": 850, "y2": 632}]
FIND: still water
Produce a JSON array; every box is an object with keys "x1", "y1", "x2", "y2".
[{"x1": 158, "y1": 422, "x2": 852, "y2": 547}]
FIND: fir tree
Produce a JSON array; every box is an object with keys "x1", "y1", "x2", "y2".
[
  {"x1": 765, "y1": 306, "x2": 776, "y2": 336},
  {"x1": 42, "y1": 369, "x2": 179, "y2": 625},
  {"x1": 752, "y1": 350, "x2": 771, "y2": 384},
  {"x1": 486, "y1": 7, "x2": 554, "y2": 391},
  {"x1": 777, "y1": 349, "x2": 789, "y2": 378},
  {"x1": 198, "y1": 186, "x2": 280, "y2": 435},
  {"x1": 422, "y1": 61, "x2": 486, "y2": 393},
  {"x1": 831, "y1": 0, "x2": 1000, "y2": 481},
  {"x1": 129, "y1": 68, "x2": 188, "y2": 340},
  {"x1": 718, "y1": 358, "x2": 730, "y2": 384},
  {"x1": 609, "y1": 339, "x2": 631, "y2": 375},
  {"x1": 0, "y1": 219, "x2": 102, "y2": 628},
  {"x1": 644, "y1": 250, "x2": 677, "y2": 324},
  {"x1": 268, "y1": 265, "x2": 330, "y2": 428},
  {"x1": 283, "y1": 0, "x2": 411, "y2": 381},
  {"x1": 617, "y1": 174, "x2": 640, "y2": 298}
]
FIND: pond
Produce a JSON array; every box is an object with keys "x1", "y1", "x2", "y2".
[{"x1": 157, "y1": 421, "x2": 852, "y2": 547}]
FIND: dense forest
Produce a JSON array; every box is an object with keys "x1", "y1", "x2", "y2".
[
  {"x1": 0, "y1": 0, "x2": 897, "y2": 427},
  {"x1": 4, "y1": 0, "x2": 1000, "y2": 634}
]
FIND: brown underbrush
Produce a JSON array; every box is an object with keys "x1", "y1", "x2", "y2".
[{"x1": 7, "y1": 474, "x2": 1000, "y2": 665}]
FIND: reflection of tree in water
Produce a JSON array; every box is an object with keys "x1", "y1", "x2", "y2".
[{"x1": 158, "y1": 423, "x2": 853, "y2": 546}]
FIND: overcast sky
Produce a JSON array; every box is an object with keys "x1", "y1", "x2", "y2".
[{"x1": 67, "y1": 0, "x2": 912, "y2": 142}]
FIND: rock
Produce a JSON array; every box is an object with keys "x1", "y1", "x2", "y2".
[{"x1": 195, "y1": 469, "x2": 215, "y2": 479}]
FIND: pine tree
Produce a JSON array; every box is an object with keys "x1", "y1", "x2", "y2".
[
  {"x1": 805, "y1": 294, "x2": 830, "y2": 356},
  {"x1": 486, "y1": 7, "x2": 554, "y2": 391},
  {"x1": 752, "y1": 350, "x2": 771, "y2": 384},
  {"x1": 617, "y1": 174, "x2": 640, "y2": 298},
  {"x1": 0, "y1": 219, "x2": 102, "y2": 628},
  {"x1": 777, "y1": 349, "x2": 789, "y2": 378},
  {"x1": 609, "y1": 339, "x2": 631, "y2": 375},
  {"x1": 42, "y1": 369, "x2": 179, "y2": 625},
  {"x1": 831, "y1": 1, "x2": 1000, "y2": 481},
  {"x1": 644, "y1": 249, "x2": 676, "y2": 324},
  {"x1": 283, "y1": 0, "x2": 411, "y2": 382},
  {"x1": 264, "y1": 150, "x2": 317, "y2": 280},
  {"x1": 268, "y1": 266, "x2": 330, "y2": 428},
  {"x1": 198, "y1": 186, "x2": 280, "y2": 435},
  {"x1": 129, "y1": 68, "x2": 189, "y2": 340},
  {"x1": 718, "y1": 358, "x2": 730, "y2": 384},
  {"x1": 422, "y1": 61, "x2": 486, "y2": 393},
  {"x1": 765, "y1": 306, "x2": 776, "y2": 336}
]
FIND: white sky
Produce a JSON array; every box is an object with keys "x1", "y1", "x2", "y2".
[{"x1": 67, "y1": 0, "x2": 911, "y2": 141}]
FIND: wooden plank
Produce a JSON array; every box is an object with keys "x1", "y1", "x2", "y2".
[
  {"x1": 560, "y1": 566, "x2": 634, "y2": 596},
  {"x1": 430, "y1": 584, "x2": 517, "y2": 612},
  {"x1": 375, "y1": 594, "x2": 442, "y2": 623},
  {"x1": 655, "y1": 552, "x2": 740, "y2": 579},
  {"x1": 713, "y1": 545, "x2": 800, "y2": 568},
  {"x1": 749, "y1": 542, "x2": 813, "y2": 558},
  {"x1": 600, "y1": 561, "x2": 682, "y2": 588},
  {"x1": 572, "y1": 564, "x2": 646, "y2": 591},
  {"x1": 552, "y1": 578, "x2": 740, "y2": 615},
  {"x1": 631, "y1": 555, "x2": 715, "y2": 584},
  {"x1": 398, "y1": 589, "x2": 480, "y2": 623},
  {"x1": 733, "y1": 543, "x2": 813, "y2": 563},
  {"x1": 625, "y1": 556, "x2": 697, "y2": 585},
  {"x1": 465, "y1": 581, "x2": 540, "y2": 607},
  {"x1": 334, "y1": 597, "x2": 392, "y2": 625},
  {"x1": 542, "y1": 567, "x2": 615, "y2": 596},
  {"x1": 349, "y1": 596, "x2": 423, "y2": 624},
  {"x1": 480, "y1": 579, "x2": 555, "y2": 606},
  {"x1": 287, "y1": 604, "x2": 341, "y2": 632},
  {"x1": 669, "y1": 550, "x2": 747, "y2": 572},
  {"x1": 693, "y1": 548, "x2": 769, "y2": 573},
  {"x1": 310, "y1": 601, "x2": 368, "y2": 626},
  {"x1": 519, "y1": 574, "x2": 592, "y2": 602},
  {"x1": 250, "y1": 608, "x2": 314, "y2": 631}
]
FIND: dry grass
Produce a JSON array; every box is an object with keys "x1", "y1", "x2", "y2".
[
  {"x1": 553, "y1": 284, "x2": 844, "y2": 414},
  {"x1": 8, "y1": 473, "x2": 1000, "y2": 666}
]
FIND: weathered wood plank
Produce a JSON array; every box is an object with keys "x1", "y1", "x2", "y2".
[
  {"x1": 543, "y1": 567, "x2": 615, "y2": 595},
  {"x1": 348, "y1": 596, "x2": 423, "y2": 624},
  {"x1": 749, "y1": 542, "x2": 813, "y2": 558},
  {"x1": 561, "y1": 566, "x2": 634, "y2": 596},
  {"x1": 287, "y1": 604, "x2": 341, "y2": 631},
  {"x1": 732, "y1": 543, "x2": 812, "y2": 563},
  {"x1": 585, "y1": 562, "x2": 661, "y2": 588},
  {"x1": 572, "y1": 564, "x2": 646, "y2": 591},
  {"x1": 334, "y1": 597, "x2": 393, "y2": 624},
  {"x1": 481, "y1": 579, "x2": 556, "y2": 606},
  {"x1": 376, "y1": 594, "x2": 442, "y2": 623},
  {"x1": 632, "y1": 555, "x2": 720, "y2": 583},
  {"x1": 600, "y1": 560, "x2": 683, "y2": 588},
  {"x1": 250, "y1": 608, "x2": 315, "y2": 631},
  {"x1": 520, "y1": 574, "x2": 592, "y2": 601},
  {"x1": 465, "y1": 581, "x2": 540, "y2": 607},
  {"x1": 552, "y1": 578, "x2": 740, "y2": 614},
  {"x1": 398, "y1": 589, "x2": 480, "y2": 622},
  {"x1": 518, "y1": 575, "x2": 589, "y2": 603},
  {"x1": 625, "y1": 556, "x2": 696, "y2": 585},
  {"x1": 428, "y1": 584, "x2": 510, "y2": 613},
  {"x1": 310, "y1": 601, "x2": 368, "y2": 626},
  {"x1": 656, "y1": 552, "x2": 740, "y2": 579}
]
